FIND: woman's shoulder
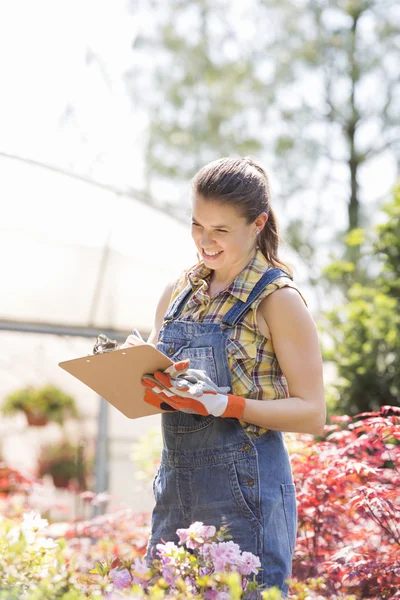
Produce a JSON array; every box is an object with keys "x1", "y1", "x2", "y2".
[{"x1": 263, "y1": 271, "x2": 308, "y2": 307}]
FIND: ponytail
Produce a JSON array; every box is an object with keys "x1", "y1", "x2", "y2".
[{"x1": 258, "y1": 207, "x2": 293, "y2": 277}]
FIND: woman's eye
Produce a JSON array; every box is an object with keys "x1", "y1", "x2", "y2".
[
  {"x1": 216, "y1": 229, "x2": 228, "y2": 233},
  {"x1": 191, "y1": 222, "x2": 201, "y2": 227}
]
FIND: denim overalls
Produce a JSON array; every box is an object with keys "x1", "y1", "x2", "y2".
[{"x1": 146, "y1": 268, "x2": 297, "y2": 597}]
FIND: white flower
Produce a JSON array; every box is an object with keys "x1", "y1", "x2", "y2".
[
  {"x1": 34, "y1": 536, "x2": 58, "y2": 551},
  {"x1": 7, "y1": 526, "x2": 21, "y2": 544},
  {"x1": 21, "y1": 511, "x2": 49, "y2": 533}
]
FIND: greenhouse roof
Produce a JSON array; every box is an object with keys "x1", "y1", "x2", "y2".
[{"x1": 1, "y1": 154, "x2": 197, "y2": 335}]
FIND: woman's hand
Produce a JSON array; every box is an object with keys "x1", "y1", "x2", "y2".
[
  {"x1": 140, "y1": 359, "x2": 191, "y2": 413},
  {"x1": 141, "y1": 363, "x2": 245, "y2": 419},
  {"x1": 120, "y1": 329, "x2": 147, "y2": 349}
]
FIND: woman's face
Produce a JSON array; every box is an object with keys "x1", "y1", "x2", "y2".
[{"x1": 191, "y1": 195, "x2": 261, "y2": 271}]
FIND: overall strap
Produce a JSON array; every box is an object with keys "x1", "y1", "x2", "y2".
[
  {"x1": 221, "y1": 268, "x2": 291, "y2": 328},
  {"x1": 163, "y1": 283, "x2": 193, "y2": 321}
]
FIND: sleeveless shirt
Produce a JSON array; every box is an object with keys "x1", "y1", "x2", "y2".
[{"x1": 167, "y1": 248, "x2": 307, "y2": 437}]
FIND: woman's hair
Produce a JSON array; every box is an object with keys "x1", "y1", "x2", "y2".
[{"x1": 191, "y1": 156, "x2": 292, "y2": 275}]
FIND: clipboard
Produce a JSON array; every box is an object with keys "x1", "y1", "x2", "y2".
[{"x1": 59, "y1": 345, "x2": 174, "y2": 419}]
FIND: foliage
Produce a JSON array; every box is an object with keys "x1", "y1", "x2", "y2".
[
  {"x1": 128, "y1": 0, "x2": 399, "y2": 277},
  {"x1": 130, "y1": 408, "x2": 399, "y2": 598},
  {"x1": 259, "y1": 0, "x2": 400, "y2": 231},
  {"x1": 292, "y1": 406, "x2": 400, "y2": 598},
  {"x1": 0, "y1": 512, "x2": 275, "y2": 599},
  {"x1": 1, "y1": 407, "x2": 398, "y2": 598},
  {"x1": 131, "y1": 427, "x2": 163, "y2": 485},
  {"x1": 88, "y1": 521, "x2": 267, "y2": 599},
  {"x1": 0, "y1": 511, "x2": 85, "y2": 599},
  {"x1": 0, "y1": 463, "x2": 34, "y2": 496},
  {"x1": 128, "y1": 0, "x2": 265, "y2": 191},
  {"x1": 322, "y1": 183, "x2": 400, "y2": 414},
  {"x1": 63, "y1": 507, "x2": 150, "y2": 572},
  {"x1": 36, "y1": 440, "x2": 88, "y2": 489},
  {"x1": 2, "y1": 384, "x2": 79, "y2": 425}
]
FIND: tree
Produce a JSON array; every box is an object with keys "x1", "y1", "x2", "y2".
[
  {"x1": 322, "y1": 182, "x2": 400, "y2": 415},
  {"x1": 259, "y1": 0, "x2": 400, "y2": 268},
  {"x1": 127, "y1": 0, "x2": 266, "y2": 203},
  {"x1": 127, "y1": 0, "x2": 400, "y2": 269}
]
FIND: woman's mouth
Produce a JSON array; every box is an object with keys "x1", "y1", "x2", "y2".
[{"x1": 202, "y1": 248, "x2": 223, "y2": 261}]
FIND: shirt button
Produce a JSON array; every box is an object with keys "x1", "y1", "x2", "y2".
[
  {"x1": 167, "y1": 345, "x2": 175, "y2": 356},
  {"x1": 241, "y1": 444, "x2": 251, "y2": 452},
  {"x1": 246, "y1": 479, "x2": 255, "y2": 487}
]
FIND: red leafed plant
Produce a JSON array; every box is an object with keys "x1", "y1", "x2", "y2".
[
  {"x1": 291, "y1": 406, "x2": 400, "y2": 598},
  {"x1": 0, "y1": 463, "x2": 34, "y2": 496},
  {"x1": 62, "y1": 508, "x2": 150, "y2": 574}
]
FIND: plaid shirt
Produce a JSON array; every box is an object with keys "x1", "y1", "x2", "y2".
[{"x1": 168, "y1": 249, "x2": 307, "y2": 437}]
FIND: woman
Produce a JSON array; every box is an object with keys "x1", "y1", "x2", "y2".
[{"x1": 125, "y1": 157, "x2": 326, "y2": 597}]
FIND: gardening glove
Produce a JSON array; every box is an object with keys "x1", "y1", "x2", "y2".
[
  {"x1": 142, "y1": 361, "x2": 246, "y2": 419},
  {"x1": 141, "y1": 359, "x2": 191, "y2": 413}
]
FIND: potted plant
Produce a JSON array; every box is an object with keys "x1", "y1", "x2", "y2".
[
  {"x1": 1, "y1": 384, "x2": 79, "y2": 426},
  {"x1": 36, "y1": 440, "x2": 88, "y2": 489}
]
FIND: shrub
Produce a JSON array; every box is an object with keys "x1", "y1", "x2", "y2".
[
  {"x1": 36, "y1": 440, "x2": 91, "y2": 489},
  {"x1": 292, "y1": 406, "x2": 400, "y2": 598},
  {"x1": 2, "y1": 384, "x2": 79, "y2": 426}
]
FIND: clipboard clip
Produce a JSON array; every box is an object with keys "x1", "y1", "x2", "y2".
[{"x1": 93, "y1": 333, "x2": 119, "y2": 354}]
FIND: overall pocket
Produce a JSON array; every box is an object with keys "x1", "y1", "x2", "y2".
[
  {"x1": 281, "y1": 483, "x2": 297, "y2": 555},
  {"x1": 160, "y1": 344, "x2": 219, "y2": 433},
  {"x1": 228, "y1": 459, "x2": 262, "y2": 529}
]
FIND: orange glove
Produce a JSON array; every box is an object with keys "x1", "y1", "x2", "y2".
[
  {"x1": 142, "y1": 361, "x2": 245, "y2": 419},
  {"x1": 142, "y1": 360, "x2": 190, "y2": 412}
]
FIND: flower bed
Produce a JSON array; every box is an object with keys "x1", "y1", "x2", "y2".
[{"x1": 0, "y1": 407, "x2": 398, "y2": 599}]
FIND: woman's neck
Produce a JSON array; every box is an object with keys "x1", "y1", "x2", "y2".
[{"x1": 209, "y1": 249, "x2": 257, "y2": 289}]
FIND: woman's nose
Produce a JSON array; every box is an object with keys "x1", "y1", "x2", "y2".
[{"x1": 200, "y1": 230, "x2": 213, "y2": 246}]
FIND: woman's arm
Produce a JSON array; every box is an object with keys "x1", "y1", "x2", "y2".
[
  {"x1": 241, "y1": 287, "x2": 326, "y2": 436},
  {"x1": 146, "y1": 282, "x2": 176, "y2": 346},
  {"x1": 121, "y1": 282, "x2": 175, "y2": 349}
]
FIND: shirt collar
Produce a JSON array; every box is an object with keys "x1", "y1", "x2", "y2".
[{"x1": 187, "y1": 249, "x2": 270, "y2": 302}]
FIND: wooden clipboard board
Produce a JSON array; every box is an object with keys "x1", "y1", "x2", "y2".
[{"x1": 59, "y1": 345, "x2": 173, "y2": 419}]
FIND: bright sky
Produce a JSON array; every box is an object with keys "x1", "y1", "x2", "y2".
[{"x1": 0, "y1": 0, "x2": 145, "y2": 187}]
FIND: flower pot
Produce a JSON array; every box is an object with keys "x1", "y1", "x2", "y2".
[
  {"x1": 25, "y1": 411, "x2": 49, "y2": 427},
  {"x1": 51, "y1": 473, "x2": 73, "y2": 489}
]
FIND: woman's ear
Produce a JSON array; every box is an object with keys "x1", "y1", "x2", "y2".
[{"x1": 254, "y1": 212, "x2": 269, "y2": 234}]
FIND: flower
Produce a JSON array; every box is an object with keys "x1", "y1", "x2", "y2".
[
  {"x1": 156, "y1": 540, "x2": 179, "y2": 556},
  {"x1": 176, "y1": 521, "x2": 217, "y2": 549},
  {"x1": 109, "y1": 567, "x2": 132, "y2": 590},
  {"x1": 131, "y1": 557, "x2": 150, "y2": 586},
  {"x1": 216, "y1": 592, "x2": 231, "y2": 600},
  {"x1": 33, "y1": 536, "x2": 58, "y2": 551},
  {"x1": 21, "y1": 511, "x2": 49, "y2": 532},
  {"x1": 207, "y1": 540, "x2": 242, "y2": 572},
  {"x1": 238, "y1": 551, "x2": 261, "y2": 576}
]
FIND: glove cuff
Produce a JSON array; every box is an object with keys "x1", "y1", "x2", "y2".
[{"x1": 222, "y1": 394, "x2": 246, "y2": 419}]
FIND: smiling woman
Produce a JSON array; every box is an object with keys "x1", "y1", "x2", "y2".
[
  {"x1": 129, "y1": 156, "x2": 326, "y2": 598},
  {"x1": 191, "y1": 198, "x2": 268, "y2": 295}
]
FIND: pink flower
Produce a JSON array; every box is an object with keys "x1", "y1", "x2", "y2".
[
  {"x1": 176, "y1": 521, "x2": 216, "y2": 549},
  {"x1": 237, "y1": 551, "x2": 261, "y2": 576},
  {"x1": 209, "y1": 540, "x2": 242, "y2": 572},
  {"x1": 109, "y1": 567, "x2": 132, "y2": 590},
  {"x1": 131, "y1": 557, "x2": 150, "y2": 585},
  {"x1": 204, "y1": 592, "x2": 219, "y2": 600},
  {"x1": 161, "y1": 565, "x2": 178, "y2": 586},
  {"x1": 156, "y1": 540, "x2": 179, "y2": 563}
]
